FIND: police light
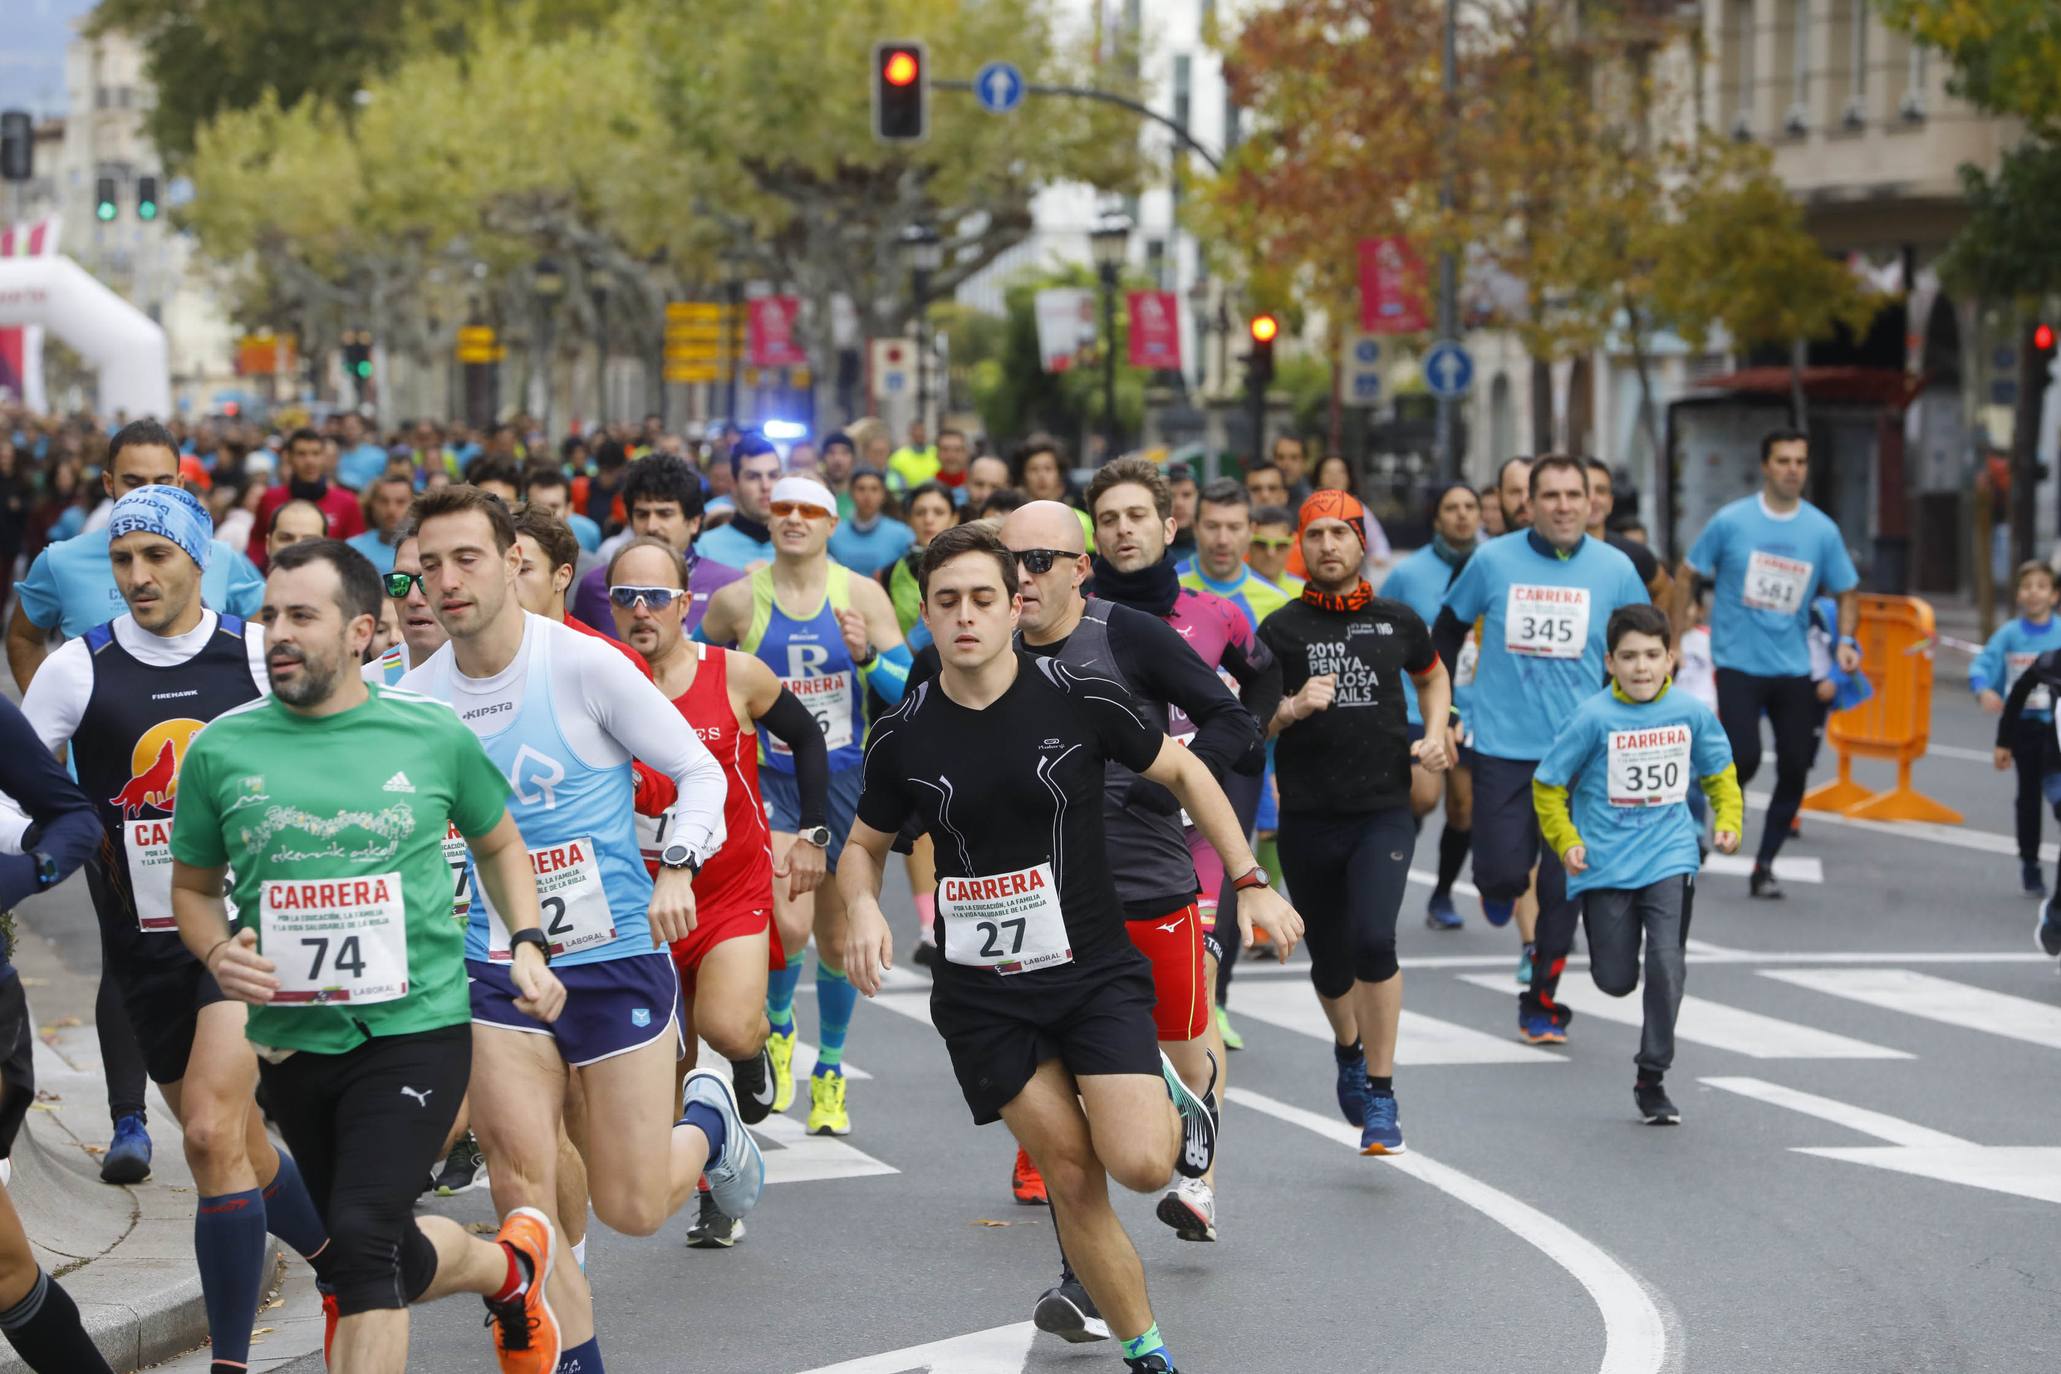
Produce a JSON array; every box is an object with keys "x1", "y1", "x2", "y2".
[
  {"x1": 95, "y1": 176, "x2": 118, "y2": 222},
  {"x1": 762, "y1": 419, "x2": 809, "y2": 441},
  {"x1": 872, "y1": 41, "x2": 928, "y2": 143}
]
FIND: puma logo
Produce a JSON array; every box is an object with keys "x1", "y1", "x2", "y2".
[{"x1": 400, "y1": 1086, "x2": 434, "y2": 1108}]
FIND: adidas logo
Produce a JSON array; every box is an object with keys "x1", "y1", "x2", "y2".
[{"x1": 382, "y1": 771, "x2": 416, "y2": 794}]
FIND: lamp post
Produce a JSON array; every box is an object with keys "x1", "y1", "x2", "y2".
[
  {"x1": 1089, "y1": 212, "x2": 1132, "y2": 461},
  {"x1": 590, "y1": 278, "x2": 609, "y2": 432},
  {"x1": 898, "y1": 224, "x2": 943, "y2": 436},
  {"x1": 532, "y1": 259, "x2": 565, "y2": 441}
]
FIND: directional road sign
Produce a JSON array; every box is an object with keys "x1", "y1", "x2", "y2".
[
  {"x1": 973, "y1": 61, "x2": 1025, "y2": 114},
  {"x1": 1424, "y1": 339, "x2": 1475, "y2": 399}
]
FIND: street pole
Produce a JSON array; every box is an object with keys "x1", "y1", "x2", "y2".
[
  {"x1": 725, "y1": 277, "x2": 742, "y2": 424},
  {"x1": 912, "y1": 266, "x2": 931, "y2": 437},
  {"x1": 1434, "y1": 0, "x2": 1459, "y2": 481},
  {"x1": 1100, "y1": 260, "x2": 1120, "y2": 459}
]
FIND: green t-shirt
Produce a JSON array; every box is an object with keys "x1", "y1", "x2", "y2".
[{"x1": 170, "y1": 684, "x2": 512, "y2": 1055}]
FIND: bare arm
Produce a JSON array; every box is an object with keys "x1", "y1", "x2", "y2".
[
  {"x1": 1139, "y1": 737, "x2": 1304, "y2": 959},
  {"x1": 466, "y1": 811, "x2": 566, "y2": 1022},
  {"x1": 836, "y1": 818, "x2": 900, "y2": 996},
  {"x1": 6, "y1": 604, "x2": 47, "y2": 693},
  {"x1": 173, "y1": 860, "x2": 277, "y2": 1004}
]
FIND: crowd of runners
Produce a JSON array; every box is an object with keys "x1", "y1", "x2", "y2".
[{"x1": 0, "y1": 410, "x2": 1883, "y2": 1373}]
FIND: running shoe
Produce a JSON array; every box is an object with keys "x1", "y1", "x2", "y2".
[
  {"x1": 1334, "y1": 1043, "x2": 1369, "y2": 1126},
  {"x1": 766, "y1": 1024, "x2": 797, "y2": 1114},
  {"x1": 1125, "y1": 1354, "x2": 1177, "y2": 1372},
  {"x1": 1161, "y1": 1048, "x2": 1219, "y2": 1180},
  {"x1": 911, "y1": 940, "x2": 939, "y2": 974},
  {"x1": 1515, "y1": 943, "x2": 1535, "y2": 986},
  {"x1": 1214, "y1": 1003, "x2": 1245, "y2": 1052},
  {"x1": 1481, "y1": 896, "x2": 1514, "y2": 928},
  {"x1": 2030, "y1": 862, "x2": 2054, "y2": 902},
  {"x1": 1359, "y1": 1091, "x2": 1405, "y2": 1155},
  {"x1": 1518, "y1": 1009, "x2": 1567, "y2": 1045},
  {"x1": 807, "y1": 1068, "x2": 852, "y2": 1137},
  {"x1": 731, "y1": 1045, "x2": 775, "y2": 1126},
  {"x1": 2038, "y1": 895, "x2": 2061, "y2": 958},
  {"x1": 685, "y1": 1188, "x2": 745, "y2": 1249},
  {"x1": 1156, "y1": 1175, "x2": 1217, "y2": 1242},
  {"x1": 434, "y1": 1131, "x2": 488, "y2": 1195},
  {"x1": 1011, "y1": 1145, "x2": 1048, "y2": 1206},
  {"x1": 99, "y1": 1113, "x2": 150, "y2": 1185},
  {"x1": 684, "y1": 1068, "x2": 766, "y2": 1221},
  {"x1": 1749, "y1": 864, "x2": 1785, "y2": 900},
  {"x1": 1635, "y1": 1081, "x2": 1681, "y2": 1125},
  {"x1": 1032, "y1": 1277, "x2": 1109, "y2": 1343},
  {"x1": 1424, "y1": 891, "x2": 1462, "y2": 931},
  {"x1": 484, "y1": 1206, "x2": 561, "y2": 1374}
]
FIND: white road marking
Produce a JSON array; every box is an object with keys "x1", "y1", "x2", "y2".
[
  {"x1": 698, "y1": 1038, "x2": 871, "y2": 1081},
  {"x1": 1700, "y1": 1075, "x2": 1967, "y2": 1147},
  {"x1": 1763, "y1": 967, "x2": 2061, "y2": 1050},
  {"x1": 871, "y1": 990, "x2": 938, "y2": 1029},
  {"x1": 793, "y1": 1321, "x2": 1037, "y2": 1372},
  {"x1": 1407, "y1": 867, "x2": 1480, "y2": 898},
  {"x1": 1456, "y1": 974, "x2": 1911, "y2": 1059},
  {"x1": 1230, "y1": 979, "x2": 1560, "y2": 1065},
  {"x1": 1232, "y1": 1088, "x2": 1673, "y2": 1374},
  {"x1": 1924, "y1": 742, "x2": 1996, "y2": 763},
  {"x1": 1748, "y1": 788, "x2": 2058, "y2": 862},
  {"x1": 752, "y1": 1113, "x2": 898, "y2": 1186},
  {"x1": 1700, "y1": 854, "x2": 1824, "y2": 883}
]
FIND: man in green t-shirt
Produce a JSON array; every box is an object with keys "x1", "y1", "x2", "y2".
[{"x1": 171, "y1": 539, "x2": 571, "y2": 1374}]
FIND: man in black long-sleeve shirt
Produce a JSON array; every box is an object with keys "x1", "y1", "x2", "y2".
[{"x1": 1995, "y1": 651, "x2": 2061, "y2": 960}]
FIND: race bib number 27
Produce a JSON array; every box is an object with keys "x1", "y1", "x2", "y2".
[{"x1": 939, "y1": 863, "x2": 1072, "y2": 974}]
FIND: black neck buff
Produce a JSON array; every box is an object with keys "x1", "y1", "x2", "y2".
[
  {"x1": 287, "y1": 476, "x2": 328, "y2": 502},
  {"x1": 1301, "y1": 579, "x2": 1373, "y2": 613},
  {"x1": 1089, "y1": 555, "x2": 1180, "y2": 617},
  {"x1": 728, "y1": 512, "x2": 770, "y2": 545}
]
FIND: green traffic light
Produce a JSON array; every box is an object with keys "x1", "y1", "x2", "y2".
[
  {"x1": 96, "y1": 202, "x2": 116, "y2": 222},
  {"x1": 354, "y1": 360, "x2": 372, "y2": 378},
  {"x1": 138, "y1": 203, "x2": 157, "y2": 221}
]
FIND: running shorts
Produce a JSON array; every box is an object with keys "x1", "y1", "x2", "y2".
[
  {"x1": 120, "y1": 958, "x2": 225, "y2": 1086},
  {"x1": 762, "y1": 766, "x2": 862, "y2": 869},
  {"x1": 0, "y1": 970, "x2": 32, "y2": 1160},
  {"x1": 468, "y1": 952, "x2": 684, "y2": 1067},
  {"x1": 1124, "y1": 902, "x2": 1209, "y2": 1041},
  {"x1": 669, "y1": 900, "x2": 775, "y2": 993}
]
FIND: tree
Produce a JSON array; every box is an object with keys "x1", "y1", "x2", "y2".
[
  {"x1": 964, "y1": 266, "x2": 1157, "y2": 448},
  {"x1": 1876, "y1": 0, "x2": 2061, "y2": 132}
]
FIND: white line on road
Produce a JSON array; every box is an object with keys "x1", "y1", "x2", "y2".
[
  {"x1": 1701, "y1": 1076, "x2": 1969, "y2": 1146},
  {"x1": 1762, "y1": 967, "x2": 2061, "y2": 1050},
  {"x1": 1229, "y1": 979, "x2": 1561, "y2": 1065},
  {"x1": 794, "y1": 1321, "x2": 1037, "y2": 1372},
  {"x1": 1232, "y1": 1088, "x2": 1674, "y2": 1374},
  {"x1": 1746, "y1": 789, "x2": 2058, "y2": 862},
  {"x1": 753, "y1": 1113, "x2": 899, "y2": 1186},
  {"x1": 1700, "y1": 854, "x2": 1824, "y2": 883},
  {"x1": 1925, "y1": 742, "x2": 1996, "y2": 763},
  {"x1": 1456, "y1": 974, "x2": 1912, "y2": 1059}
]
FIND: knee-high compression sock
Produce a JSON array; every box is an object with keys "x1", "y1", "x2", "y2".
[
  {"x1": 194, "y1": 1188, "x2": 267, "y2": 1366},
  {"x1": 260, "y1": 1151, "x2": 329, "y2": 1264},
  {"x1": 0, "y1": 1269, "x2": 113, "y2": 1374},
  {"x1": 1434, "y1": 827, "x2": 1472, "y2": 897},
  {"x1": 557, "y1": 1336, "x2": 605, "y2": 1372},
  {"x1": 814, "y1": 959, "x2": 856, "y2": 1074},
  {"x1": 766, "y1": 951, "x2": 805, "y2": 1035}
]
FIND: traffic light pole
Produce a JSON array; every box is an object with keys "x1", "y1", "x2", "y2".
[
  {"x1": 931, "y1": 81, "x2": 1223, "y2": 171},
  {"x1": 1433, "y1": 0, "x2": 1460, "y2": 481}
]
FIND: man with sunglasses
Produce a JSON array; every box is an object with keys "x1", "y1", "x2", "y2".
[
  {"x1": 1245, "y1": 504, "x2": 1303, "y2": 593},
  {"x1": 700, "y1": 475, "x2": 912, "y2": 1137},
  {"x1": 569, "y1": 455, "x2": 743, "y2": 644},
  {"x1": 365, "y1": 531, "x2": 447, "y2": 686}
]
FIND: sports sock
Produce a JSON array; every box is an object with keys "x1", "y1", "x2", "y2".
[
  {"x1": 0, "y1": 1269, "x2": 113, "y2": 1374},
  {"x1": 1366, "y1": 1074, "x2": 1394, "y2": 1098},
  {"x1": 1434, "y1": 826, "x2": 1472, "y2": 896},
  {"x1": 813, "y1": 958, "x2": 856, "y2": 1073},
  {"x1": 195, "y1": 1188, "x2": 267, "y2": 1366},
  {"x1": 912, "y1": 891, "x2": 936, "y2": 940},
  {"x1": 571, "y1": 1236, "x2": 587, "y2": 1271},
  {"x1": 1122, "y1": 1324, "x2": 1169, "y2": 1362},
  {"x1": 766, "y1": 951, "x2": 805, "y2": 1034},
  {"x1": 260, "y1": 1151, "x2": 329, "y2": 1262},
  {"x1": 1333, "y1": 1037, "x2": 1364, "y2": 1065},
  {"x1": 558, "y1": 1336, "x2": 605, "y2": 1372},
  {"x1": 680, "y1": 1100, "x2": 728, "y2": 1164},
  {"x1": 489, "y1": 1241, "x2": 534, "y2": 1303}
]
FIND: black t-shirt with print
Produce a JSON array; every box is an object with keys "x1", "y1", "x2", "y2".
[{"x1": 1260, "y1": 595, "x2": 1435, "y2": 815}]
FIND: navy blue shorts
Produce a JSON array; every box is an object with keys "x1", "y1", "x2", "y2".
[
  {"x1": 1406, "y1": 719, "x2": 1472, "y2": 765},
  {"x1": 467, "y1": 952, "x2": 684, "y2": 1068},
  {"x1": 762, "y1": 765, "x2": 862, "y2": 870}
]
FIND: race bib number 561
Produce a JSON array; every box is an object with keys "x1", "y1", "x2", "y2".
[
  {"x1": 262, "y1": 872, "x2": 410, "y2": 1005},
  {"x1": 1504, "y1": 585, "x2": 1590, "y2": 659},
  {"x1": 939, "y1": 863, "x2": 1072, "y2": 974}
]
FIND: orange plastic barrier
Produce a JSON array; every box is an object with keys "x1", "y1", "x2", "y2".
[{"x1": 1801, "y1": 594, "x2": 1962, "y2": 824}]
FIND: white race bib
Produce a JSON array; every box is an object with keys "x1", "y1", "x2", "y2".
[
  {"x1": 486, "y1": 837, "x2": 616, "y2": 960},
  {"x1": 443, "y1": 823, "x2": 472, "y2": 925},
  {"x1": 771, "y1": 672, "x2": 854, "y2": 755},
  {"x1": 262, "y1": 872, "x2": 410, "y2": 1005},
  {"x1": 2008, "y1": 652, "x2": 2051, "y2": 712},
  {"x1": 1742, "y1": 550, "x2": 1812, "y2": 615},
  {"x1": 1172, "y1": 730, "x2": 1197, "y2": 828},
  {"x1": 1454, "y1": 635, "x2": 1480, "y2": 688},
  {"x1": 939, "y1": 864, "x2": 1072, "y2": 974},
  {"x1": 125, "y1": 818, "x2": 178, "y2": 932},
  {"x1": 1606, "y1": 724, "x2": 1693, "y2": 808},
  {"x1": 1504, "y1": 585, "x2": 1590, "y2": 659}
]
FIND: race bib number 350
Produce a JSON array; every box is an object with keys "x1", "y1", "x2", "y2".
[
  {"x1": 1606, "y1": 725, "x2": 1693, "y2": 807},
  {"x1": 939, "y1": 863, "x2": 1072, "y2": 974},
  {"x1": 1504, "y1": 585, "x2": 1590, "y2": 659},
  {"x1": 262, "y1": 872, "x2": 410, "y2": 1005},
  {"x1": 1742, "y1": 551, "x2": 1812, "y2": 615},
  {"x1": 486, "y1": 837, "x2": 617, "y2": 960}
]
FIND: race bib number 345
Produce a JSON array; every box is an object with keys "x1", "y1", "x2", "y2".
[
  {"x1": 262, "y1": 872, "x2": 410, "y2": 1005},
  {"x1": 939, "y1": 863, "x2": 1072, "y2": 974},
  {"x1": 1504, "y1": 585, "x2": 1590, "y2": 659},
  {"x1": 1606, "y1": 725, "x2": 1693, "y2": 807}
]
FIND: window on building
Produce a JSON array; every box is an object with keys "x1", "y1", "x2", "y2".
[
  {"x1": 1174, "y1": 55, "x2": 1192, "y2": 133},
  {"x1": 1722, "y1": 0, "x2": 1754, "y2": 136},
  {"x1": 1827, "y1": 0, "x2": 1868, "y2": 127}
]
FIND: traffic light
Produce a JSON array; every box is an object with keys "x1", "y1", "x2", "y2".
[
  {"x1": 1247, "y1": 313, "x2": 1278, "y2": 388},
  {"x1": 872, "y1": 41, "x2": 928, "y2": 142},
  {"x1": 136, "y1": 176, "x2": 158, "y2": 221},
  {"x1": 2036, "y1": 322, "x2": 2056, "y2": 355},
  {"x1": 95, "y1": 176, "x2": 118, "y2": 222},
  {"x1": 0, "y1": 111, "x2": 30, "y2": 183},
  {"x1": 342, "y1": 331, "x2": 373, "y2": 398}
]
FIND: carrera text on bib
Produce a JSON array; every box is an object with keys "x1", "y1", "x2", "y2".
[
  {"x1": 262, "y1": 873, "x2": 410, "y2": 1004},
  {"x1": 939, "y1": 863, "x2": 1072, "y2": 974},
  {"x1": 487, "y1": 837, "x2": 616, "y2": 960},
  {"x1": 1505, "y1": 585, "x2": 1590, "y2": 659},
  {"x1": 125, "y1": 817, "x2": 179, "y2": 931},
  {"x1": 1607, "y1": 724, "x2": 1693, "y2": 807},
  {"x1": 1742, "y1": 551, "x2": 1812, "y2": 615},
  {"x1": 772, "y1": 671, "x2": 853, "y2": 755}
]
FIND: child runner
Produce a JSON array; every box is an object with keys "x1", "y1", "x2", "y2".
[
  {"x1": 1531, "y1": 605, "x2": 1743, "y2": 1123},
  {"x1": 1974, "y1": 561, "x2": 2061, "y2": 896}
]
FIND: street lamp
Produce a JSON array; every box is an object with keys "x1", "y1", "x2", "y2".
[
  {"x1": 533, "y1": 259, "x2": 566, "y2": 440},
  {"x1": 1089, "y1": 212, "x2": 1132, "y2": 461},
  {"x1": 898, "y1": 224, "x2": 943, "y2": 437}
]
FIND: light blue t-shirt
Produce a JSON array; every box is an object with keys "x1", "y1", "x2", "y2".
[
  {"x1": 1972, "y1": 615, "x2": 2061, "y2": 722},
  {"x1": 827, "y1": 516, "x2": 914, "y2": 578},
  {"x1": 1441, "y1": 531, "x2": 1649, "y2": 762},
  {"x1": 1383, "y1": 542, "x2": 1472, "y2": 728},
  {"x1": 695, "y1": 520, "x2": 773, "y2": 572},
  {"x1": 346, "y1": 528, "x2": 401, "y2": 575},
  {"x1": 337, "y1": 443, "x2": 391, "y2": 492},
  {"x1": 16, "y1": 528, "x2": 266, "y2": 639},
  {"x1": 1535, "y1": 684, "x2": 1734, "y2": 896},
  {"x1": 1686, "y1": 494, "x2": 1859, "y2": 679}
]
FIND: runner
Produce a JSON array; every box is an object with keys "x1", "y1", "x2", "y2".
[
  {"x1": 402, "y1": 487, "x2": 761, "y2": 1370},
  {"x1": 168, "y1": 538, "x2": 566, "y2": 1373},
  {"x1": 1533, "y1": 604, "x2": 1743, "y2": 1122},
  {"x1": 881, "y1": 481, "x2": 958, "y2": 965},
  {"x1": 841, "y1": 522, "x2": 1303, "y2": 1374},
  {"x1": 12, "y1": 487, "x2": 338, "y2": 1373},
  {"x1": 610, "y1": 534, "x2": 832, "y2": 1248},
  {"x1": 1584, "y1": 459, "x2": 1670, "y2": 605},
  {"x1": 695, "y1": 437, "x2": 783, "y2": 570},
  {"x1": 1434, "y1": 455, "x2": 1649, "y2": 1045},
  {"x1": 569, "y1": 455, "x2": 743, "y2": 642},
  {"x1": 1975, "y1": 561, "x2": 2061, "y2": 896},
  {"x1": 700, "y1": 475, "x2": 911, "y2": 1137},
  {"x1": 1380, "y1": 482, "x2": 1481, "y2": 931},
  {"x1": 365, "y1": 531, "x2": 444, "y2": 687},
  {"x1": 1678, "y1": 429, "x2": 1859, "y2": 898},
  {"x1": 1262, "y1": 490, "x2": 1452, "y2": 1152}
]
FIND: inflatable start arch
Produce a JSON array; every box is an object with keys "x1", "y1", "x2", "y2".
[{"x1": 0, "y1": 254, "x2": 171, "y2": 419}]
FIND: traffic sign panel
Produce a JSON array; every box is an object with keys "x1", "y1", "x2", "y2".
[
  {"x1": 1424, "y1": 339, "x2": 1475, "y2": 399},
  {"x1": 974, "y1": 61, "x2": 1024, "y2": 114}
]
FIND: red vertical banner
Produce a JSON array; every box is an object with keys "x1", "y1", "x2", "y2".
[
  {"x1": 1126, "y1": 290, "x2": 1182, "y2": 370},
  {"x1": 1358, "y1": 236, "x2": 1432, "y2": 334},
  {"x1": 747, "y1": 295, "x2": 807, "y2": 368}
]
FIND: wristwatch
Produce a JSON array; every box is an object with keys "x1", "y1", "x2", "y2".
[
  {"x1": 659, "y1": 842, "x2": 700, "y2": 876},
  {"x1": 30, "y1": 852, "x2": 59, "y2": 892},
  {"x1": 1232, "y1": 866, "x2": 1271, "y2": 892},
  {"x1": 796, "y1": 825, "x2": 833, "y2": 849},
  {"x1": 508, "y1": 928, "x2": 552, "y2": 964}
]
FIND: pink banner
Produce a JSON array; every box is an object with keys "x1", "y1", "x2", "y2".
[
  {"x1": 1126, "y1": 290, "x2": 1182, "y2": 370},
  {"x1": 1358, "y1": 236, "x2": 1431, "y2": 335},
  {"x1": 747, "y1": 295, "x2": 807, "y2": 369}
]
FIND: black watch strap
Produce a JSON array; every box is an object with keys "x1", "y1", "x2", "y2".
[{"x1": 509, "y1": 927, "x2": 551, "y2": 963}]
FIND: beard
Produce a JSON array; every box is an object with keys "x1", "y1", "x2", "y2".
[{"x1": 268, "y1": 643, "x2": 340, "y2": 707}]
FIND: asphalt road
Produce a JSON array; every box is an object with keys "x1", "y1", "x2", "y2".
[{"x1": 18, "y1": 681, "x2": 2061, "y2": 1373}]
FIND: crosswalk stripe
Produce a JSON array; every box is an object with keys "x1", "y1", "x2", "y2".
[
  {"x1": 1700, "y1": 854, "x2": 1823, "y2": 884},
  {"x1": 1229, "y1": 979, "x2": 1561, "y2": 1065},
  {"x1": 1762, "y1": 968, "x2": 2061, "y2": 1051},
  {"x1": 1456, "y1": 973, "x2": 1912, "y2": 1059},
  {"x1": 1701, "y1": 1076, "x2": 1969, "y2": 1147}
]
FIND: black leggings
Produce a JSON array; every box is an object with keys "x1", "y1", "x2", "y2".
[
  {"x1": 2010, "y1": 714, "x2": 2051, "y2": 866},
  {"x1": 257, "y1": 1025, "x2": 470, "y2": 1315},
  {"x1": 1276, "y1": 808, "x2": 1415, "y2": 999},
  {"x1": 1715, "y1": 669, "x2": 1820, "y2": 867}
]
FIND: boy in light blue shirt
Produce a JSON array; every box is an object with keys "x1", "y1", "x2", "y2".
[{"x1": 1974, "y1": 559, "x2": 2061, "y2": 895}]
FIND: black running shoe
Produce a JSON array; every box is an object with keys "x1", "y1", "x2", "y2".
[
  {"x1": 1634, "y1": 1081, "x2": 1680, "y2": 1125},
  {"x1": 1125, "y1": 1356, "x2": 1177, "y2": 1372},
  {"x1": 685, "y1": 1189, "x2": 745, "y2": 1249},
  {"x1": 432, "y1": 1132, "x2": 487, "y2": 1196},
  {"x1": 911, "y1": 941, "x2": 939, "y2": 973},
  {"x1": 1749, "y1": 865, "x2": 1785, "y2": 900},
  {"x1": 1032, "y1": 1277, "x2": 1109, "y2": 1343},
  {"x1": 730, "y1": 1046, "x2": 775, "y2": 1126}
]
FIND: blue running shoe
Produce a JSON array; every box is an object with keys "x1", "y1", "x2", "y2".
[
  {"x1": 1359, "y1": 1091, "x2": 1405, "y2": 1155},
  {"x1": 1518, "y1": 1009, "x2": 1567, "y2": 1046},
  {"x1": 1515, "y1": 943, "x2": 1535, "y2": 985},
  {"x1": 1424, "y1": 892, "x2": 1462, "y2": 931},
  {"x1": 683, "y1": 1069, "x2": 764, "y2": 1221},
  {"x1": 2038, "y1": 895, "x2": 2061, "y2": 958},
  {"x1": 1482, "y1": 897, "x2": 1514, "y2": 928},
  {"x1": 1334, "y1": 1046, "x2": 1369, "y2": 1126},
  {"x1": 99, "y1": 1113, "x2": 150, "y2": 1185}
]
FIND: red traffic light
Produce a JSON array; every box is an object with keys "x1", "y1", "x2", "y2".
[
  {"x1": 2036, "y1": 322, "x2": 2056, "y2": 352},
  {"x1": 883, "y1": 50, "x2": 919, "y2": 86},
  {"x1": 1249, "y1": 314, "x2": 1279, "y2": 344}
]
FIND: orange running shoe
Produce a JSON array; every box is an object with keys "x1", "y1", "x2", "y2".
[
  {"x1": 1012, "y1": 1146, "x2": 1048, "y2": 1206},
  {"x1": 320, "y1": 1287, "x2": 338, "y2": 1366},
  {"x1": 484, "y1": 1205, "x2": 561, "y2": 1374}
]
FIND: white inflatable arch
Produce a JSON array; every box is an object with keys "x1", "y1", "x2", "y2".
[{"x1": 0, "y1": 255, "x2": 171, "y2": 418}]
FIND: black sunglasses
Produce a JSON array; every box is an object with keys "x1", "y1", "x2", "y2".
[
  {"x1": 384, "y1": 571, "x2": 424, "y2": 599},
  {"x1": 1012, "y1": 548, "x2": 1079, "y2": 575}
]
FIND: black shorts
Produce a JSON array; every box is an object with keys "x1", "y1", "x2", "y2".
[
  {"x1": 0, "y1": 970, "x2": 32, "y2": 1160},
  {"x1": 120, "y1": 959, "x2": 225, "y2": 1086},
  {"x1": 929, "y1": 949, "x2": 1162, "y2": 1126}
]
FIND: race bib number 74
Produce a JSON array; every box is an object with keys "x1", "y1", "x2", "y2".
[{"x1": 261, "y1": 873, "x2": 410, "y2": 1005}]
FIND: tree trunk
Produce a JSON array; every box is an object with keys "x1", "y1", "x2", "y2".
[{"x1": 1529, "y1": 353, "x2": 1554, "y2": 456}]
